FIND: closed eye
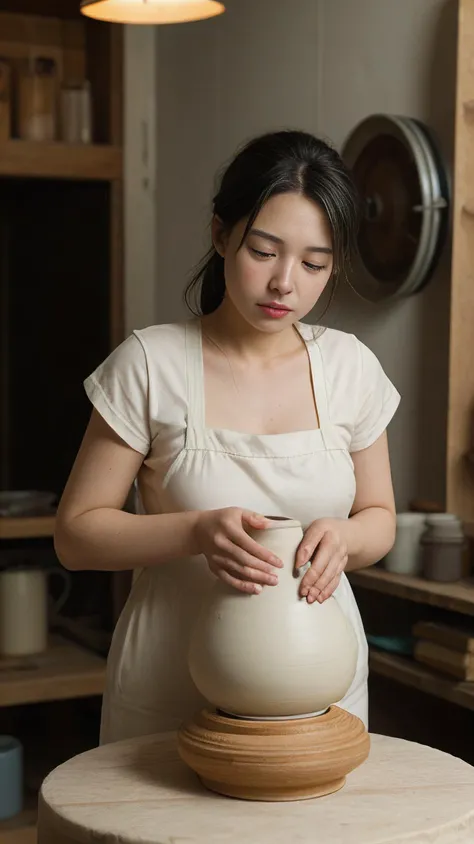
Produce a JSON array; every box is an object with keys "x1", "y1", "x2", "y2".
[
  {"x1": 250, "y1": 248, "x2": 276, "y2": 259},
  {"x1": 304, "y1": 262, "x2": 326, "y2": 272},
  {"x1": 250, "y1": 247, "x2": 326, "y2": 272}
]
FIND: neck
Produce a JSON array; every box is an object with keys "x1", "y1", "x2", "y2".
[{"x1": 201, "y1": 299, "x2": 301, "y2": 363}]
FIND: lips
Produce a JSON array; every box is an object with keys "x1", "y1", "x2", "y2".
[
  {"x1": 257, "y1": 303, "x2": 293, "y2": 319},
  {"x1": 258, "y1": 303, "x2": 291, "y2": 312}
]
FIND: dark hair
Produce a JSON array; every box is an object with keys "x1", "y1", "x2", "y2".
[{"x1": 185, "y1": 129, "x2": 361, "y2": 316}]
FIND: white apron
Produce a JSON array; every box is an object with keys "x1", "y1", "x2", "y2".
[{"x1": 99, "y1": 321, "x2": 369, "y2": 743}]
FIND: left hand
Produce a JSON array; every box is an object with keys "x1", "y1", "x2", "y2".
[{"x1": 295, "y1": 519, "x2": 349, "y2": 603}]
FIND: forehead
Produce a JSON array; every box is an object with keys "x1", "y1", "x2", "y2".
[{"x1": 251, "y1": 192, "x2": 332, "y2": 245}]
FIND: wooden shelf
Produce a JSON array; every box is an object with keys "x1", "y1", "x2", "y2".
[
  {"x1": 0, "y1": 698, "x2": 102, "y2": 842},
  {"x1": 1, "y1": 826, "x2": 36, "y2": 844},
  {"x1": 370, "y1": 647, "x2": 474, "y2": 712},
  {"x1": 0, "y1": 516, "x2": 55, "y2": 540},
  {"x1": 0, "y1": 140, "x2": 122, "y2": 181},
  {"x1": 348, "y1": 567, "x2": 474, "y2": 616},
  {"x1": 0, "y1": 799, "x2": 37, "y2": 844},
  {"x1": 0, "y1": 0, "x2": 79, "y2": 17},
  {"x1": 0, "y1": 636, "x2": 106, "y2": 707}
]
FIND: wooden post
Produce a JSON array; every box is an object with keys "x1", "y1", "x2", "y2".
[{"x1": 446, "y1": 0, "x2": 474, "y2": 521}]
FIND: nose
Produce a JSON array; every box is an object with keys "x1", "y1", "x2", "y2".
[{"x1": 269, "y1": 259, "x2": 294, "y2": 296}]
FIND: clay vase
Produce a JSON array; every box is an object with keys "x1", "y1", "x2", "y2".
[{"x1": 188, "y1": 517, "x2": 358, "y2": 718}]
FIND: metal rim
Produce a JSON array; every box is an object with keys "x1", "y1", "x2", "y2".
[{"x1": 341, "y1": 114, "x2": 449, "y2": 303}]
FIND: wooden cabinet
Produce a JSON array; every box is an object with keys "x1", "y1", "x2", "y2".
[
  {"x1": 0, "y1": 2, "x2": 123, "y2": 494},
  {"x1": 0, "y1": 3, "x2": 123, "y2": 841},
  {"x1": 349, "y1": 567, "x2": 474, "y2": 714}
]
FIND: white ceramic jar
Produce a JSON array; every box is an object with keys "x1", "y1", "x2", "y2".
[
  {"x1": 188, "y1": 518, "x2": 358, "y2": 719},
  {"x1": 383, "y1": 512, "x2": 427, "y2": 576}
]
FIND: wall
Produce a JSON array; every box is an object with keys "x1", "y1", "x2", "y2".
[
  {"x1": 153, "y1": 0, "x2": 320, "y2": 323},
  {"x1": 318, "y1": 0, "x2": 457, "y2": 509},
  {"x1": 124, "y1": 25, "x2": 159, "y2": 335},
  {"x1": 133, "y1": 0, "x2": 457, "y2": 509}
]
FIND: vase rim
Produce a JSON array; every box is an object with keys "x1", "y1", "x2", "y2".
[{"x1": 263, "y1": 517, "x2": 302, "y2": 530}]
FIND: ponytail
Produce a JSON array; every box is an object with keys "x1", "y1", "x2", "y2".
[{"x1": 185, "y1": 248, "x2": 225, "y2": 316}]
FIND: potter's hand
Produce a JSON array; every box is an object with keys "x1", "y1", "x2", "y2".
[
  {"x1": 295, "y1": 519, "x2": 348, "y2": 603},
  {"x1": 195, "y1": 508, "x2": 283, "y2": 595}
]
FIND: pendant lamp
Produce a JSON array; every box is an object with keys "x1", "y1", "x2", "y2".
[{"x1": 80, "y1": 0, "x2": 225, "y2": 24}]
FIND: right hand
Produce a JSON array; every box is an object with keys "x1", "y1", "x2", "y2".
[{"x1": 194, "y1": 508, "x2": 283, "y2": 594}]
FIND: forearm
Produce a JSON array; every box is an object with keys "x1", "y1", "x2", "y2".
[
  {"x1": 54, "y1": 508, "x2": 201, "y2": 572},
  {"x1": 336, "y1": 507, "x2": 396, "y2": 571}
]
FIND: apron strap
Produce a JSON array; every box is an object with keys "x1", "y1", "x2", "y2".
[
  {"x1": 185, "y1": 320, "x2": 206, "y2": 444},
  {"x1": 306, "y1": 326, "x2": 331, "y2": 445}
]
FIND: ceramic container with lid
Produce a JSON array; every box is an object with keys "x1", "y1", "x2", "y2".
[
  {"x1": 421, "y1": 513, "x2": 467, "y2": 582},
  {"x1": 188, "y1": 517, "x2": 358, "y2": 719}
]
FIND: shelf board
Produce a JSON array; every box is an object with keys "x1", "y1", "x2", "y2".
[
  {"x1": 370, "y1": 647, "x2": 474, "y2": 712},
  {"x1": 0, "y1": 140, "x2": 122, "y2": 181},
  {"x1": 0, "y1": 800, "x2": 37, "y2": 844},
  {"x1": 0, "y1": 636, "x2": 106, "y2": 707},
  {"x1": 348, "y1": 566, "x2": 474, "y2": 615},
  {"x1": 0, "y1": 0, "x2": 79, "y2": 16},
  {"x1": 1, "y1": 827, "x2": 36, "y2": 844},
  {"x1": 0, "y1": 516, "x2": 55, "y2": 540}
]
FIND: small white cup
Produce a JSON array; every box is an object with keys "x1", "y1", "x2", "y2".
[
  {"x1": 0, "y1": 567, "x2": 70, "y2": 657},
  {"x1": 383, "y1": 512, "x2": 427, "y2": 576}
]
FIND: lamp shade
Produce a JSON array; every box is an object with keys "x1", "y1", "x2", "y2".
[{"x1": 80, "y1": 0, "x2": 225, "y2": 24}]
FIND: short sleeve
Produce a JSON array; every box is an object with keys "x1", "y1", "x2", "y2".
[
  {"x1": 350, "y1": 339, "x2": 400, "y2": 452},
  {"x1": 83, "y1": 332, "x2": 150, "y2": 455}
]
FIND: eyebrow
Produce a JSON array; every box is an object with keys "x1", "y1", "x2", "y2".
[{"x1": 249, "y1": 228, "x2": 333, "y2": 255}]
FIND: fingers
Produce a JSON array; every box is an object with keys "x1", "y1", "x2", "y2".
[
  {"x1": 310, "y1": 571, "x2": 343, "y2": 603},
  {"x1": 230, "y1": 516, "x2": 283, "y2": 568},
  {"x1": 319, "y1": 571, "x2": 344, "y2": 601},
  {"x1": 214, "y1": 554, "x2": 279, "y2": 587},
  {"x1": 206, "y1": 509, "x2": 284, "y2": 595},
  {"x1": 299, "y1": 532, "x2": 335, "y2": 592},
  {"x1": 299, "y1": 528, "x2": 347, "y2": 603},
  {"x1": 209, "y1": 563, "x2": 262, "y2": 595},
  {"x1": 306, "y1": 560, "x2": 345, "y2": 602},
  {"x1": 241, "y1": 510, "x2": 271, "y2": 530},
  {"x1": 300, "y1": 531, "x2": 347, "y2": 585},
  {"x1": 294, "y1": 523, "x2": 325, "y2": 569},
  {"x1": 214, "y1": 529, "x2": 281, "y2": 578},
  {"x1": 312, "y1": 552, "x2": 348, "y2": 594},
  {"x1": 233, "y1": 530, "x2": 283, "y2": 569}
]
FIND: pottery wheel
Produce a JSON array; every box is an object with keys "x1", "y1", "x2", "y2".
[
  {"x1": 38, "y1": 731, "x2": 474, "y2": 844},
  {"x1": 177, "y1": 706, "x2": 370, "y2": 800}
]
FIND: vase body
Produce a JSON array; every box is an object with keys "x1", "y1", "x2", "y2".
[{"x1": 188, "y1": 518, "x2": 358, "y2": 718}]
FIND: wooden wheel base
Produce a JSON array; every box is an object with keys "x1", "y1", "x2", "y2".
[{"x1": 177, "y1": 705, "x2": 370, "y2": 802}]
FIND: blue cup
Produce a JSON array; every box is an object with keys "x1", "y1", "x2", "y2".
[{"x1": 0, "y1": 736, "x2": 23, "y2": 820}]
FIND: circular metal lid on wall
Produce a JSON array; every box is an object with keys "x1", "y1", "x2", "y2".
[{"x1": 341, "y1": 114, "x2": 449, "y2": 303}]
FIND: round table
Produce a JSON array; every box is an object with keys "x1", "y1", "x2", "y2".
[{"x1": 38, "y1": 731, "x2": 474, "y2": 843}]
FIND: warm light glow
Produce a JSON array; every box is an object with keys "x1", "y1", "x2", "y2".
[{"x1": 80, "y1": 0, "x2": 225, "y2": 24}]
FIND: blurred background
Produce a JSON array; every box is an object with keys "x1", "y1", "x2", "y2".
[{"x1": 1, "y1": 1, "x2": 473, "y2": 840}]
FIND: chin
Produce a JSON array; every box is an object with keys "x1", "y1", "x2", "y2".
[{"x1": 244, "y1": 313, "x2": 295, "y2": 333}]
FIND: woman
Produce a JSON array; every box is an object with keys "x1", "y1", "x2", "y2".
[{"x1": 54, "y1": 130, "x2": 399, "y2": 744}]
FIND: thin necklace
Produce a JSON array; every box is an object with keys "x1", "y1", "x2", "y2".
[
  {"x1": 202, "y1": 329, "x2": 240, "y2": 396},
  {"x1": 202, "y1": 322, "x2": 303, "y2": 398}
]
